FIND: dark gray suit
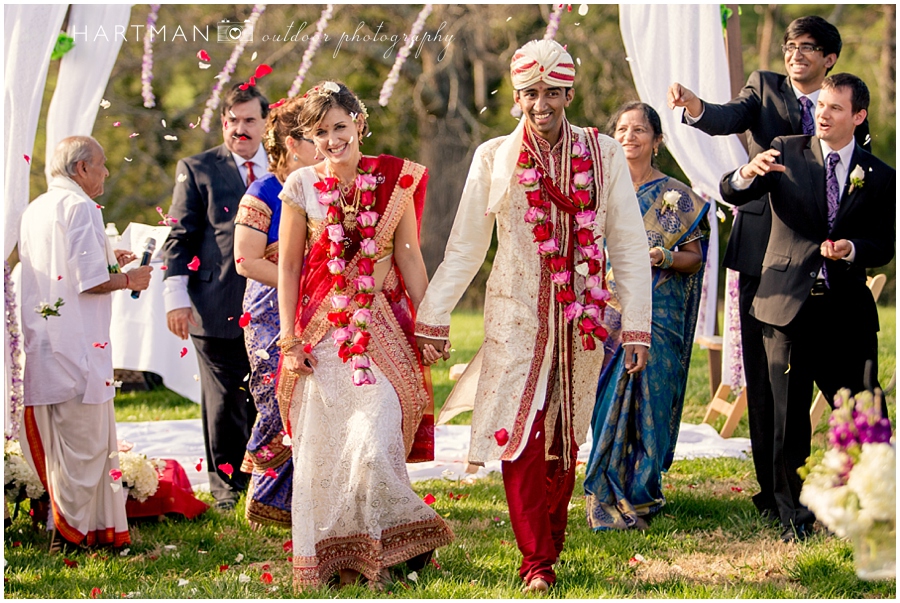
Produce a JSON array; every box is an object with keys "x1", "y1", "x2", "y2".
[
  {"x1": 721, "y1": 135, "x2": 894, "y2": 529},
  {"x1": 162, "y1": 144, "x2": 256, "y2": 504},
  {"x1": 687, "y1": 70, "x2": 871, "y2": 516}
]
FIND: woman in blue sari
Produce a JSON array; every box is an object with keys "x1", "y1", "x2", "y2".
[
  {"x1": 585, "y1": 103, "x2": 709, "y2": 531},
  {"x1": 233, "y1": 96, "x2": 317, "y2": 528}
]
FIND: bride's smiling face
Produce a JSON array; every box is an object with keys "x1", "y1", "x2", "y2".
[{"x1": 311, "y1": 107, "x2": 361, "y2": 168}]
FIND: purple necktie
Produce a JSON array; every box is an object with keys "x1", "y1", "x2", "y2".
[
  {"x1": 823, "y1": 152, "x2": 841, "y2": 287},
  {"x1": 799, "y1": 96, "x2": 815, "y2": 136}
]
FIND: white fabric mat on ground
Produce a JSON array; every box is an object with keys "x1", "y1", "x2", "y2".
[{"x1": 115, "y1": 420, "x2": 750, "y2": 493}]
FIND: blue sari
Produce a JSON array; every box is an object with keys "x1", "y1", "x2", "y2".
[
  {"x1": 234, "y1": 173, "x2": 292, "y2": 528},
  {"x1": 584, "y1": 176, "x2": 709, "y2": 531}
]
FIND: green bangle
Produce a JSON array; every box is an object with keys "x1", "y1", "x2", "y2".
[{"x1": 654, "y1": 247, "x2": 674, "y2": 270}]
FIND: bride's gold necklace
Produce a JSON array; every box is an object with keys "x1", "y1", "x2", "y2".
[
  {"x1": 632, "y1": 165, "x2": 655, "y2": 191},
  {"x1": 328, "y1": 162, "x2": 361, "y2": 230}
]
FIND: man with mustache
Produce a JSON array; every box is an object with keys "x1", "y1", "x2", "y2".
[{"x1": 160, "y1": 83, "x2": 268, "y2": 510}]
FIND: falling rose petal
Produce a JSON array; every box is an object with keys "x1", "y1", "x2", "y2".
[
  {"x1": 254, "y1": 64, "x2": 272, "y2": 79},
  {"x1": 193, "y1": 374, "x2": 199, "y2": 381},
  {"x1": 430, "y1": 557, "x2": 441, "y2": 570},
  {"x1": 110, "y1": 482, "x2": 122, "y2": 493},
  {"x1": 243, "y1": 373, "x2": 250, "y2": 382},
  {"x1": 264, "y1": 468, "x2": 277, "y2": 479},
  {"x1": 108, "y1": 450, "x2": 119, "y2": 459},
  {"x1": 251, "y1": 51, "x2": 258, "y2": 62},
  {"x1": 57, "y1": 275, "x2": 63, "y2": 280},
  {"x1": 578, "y1": 3, "x2": 589, "y2": 16},
  {"x1": 254, "y1": 349, "x2": 270, "y2": 360},
  {"x1": 238, "y1": 573, "x2": 250, "y2": 583},
  {"x1": 199, "y1": 62, "x2": 211, "y2": 70},
  {"x1": 219, "y1": 564, "x2": 229, "y2": 572},
  {"x1": 784, "y1": 364, "x2": 791, "y2": 374},
  {"x1": 96, "y1": 204, "x2": 105, "y2": 209},
  {"x1": 238, "y1": 312, "x2": 252, "y2": 328},
  {"x1": 223, "y1": 206, "x2": 229, "y2": 212},
  {"x1": 123, "y1": 157, "x2": 133, "y2": 162},
  {"x1": 129, "y1": 133, "x2": 140, "y2": 138},
  {"x1": 236, "y1": 257, "x2": 245, "y2": 264},
  {"x1": 283, "y1": 539, "x2": 293, "y2": 552},
  {"x1": 112, "y1": 380, "x2": 122, "y2": 388},
  {"x1": 303, "y1": 343, "x2": 313, "y2": 354},
  {"x1": 90, "y1": 587, "x2": 102, "y2": 598},
  {"x1": 113, "y1": 121, "x2": 121, "y2": 127},
  {"x1": 109, "y1": 468, "x2": 123, "y2": 481},
  {"x1": 161, "y1": 265, "x2": 168, "y2": 271},
  {"x1": 423, "y1": 493, "x2": 436, "y2": 505},
  {"x1": 177, "y1": 173, "x2": 187, "y2": 183},
  {"x1": 716, "y1": 207, "x2": 727, "y2": 222},
  {"x1": 480, "y1": 107, "x2": 487, "y2": 114},
  {"x1": 24, "y1": 154, "x2": 31, "y2": 163},
  {"x1": 187, "y1": 256, "x2": 201, "y2": 271},
  {"x1": 261, "y1": 572, "x2": 273, "y2": 584},
  {"x1": 731, "y1": 486, "x2": 743, "y2": 492},
  {"x1": 100, "y1": 99, "x2": 111, "y2": 109},
  {"x1": 64, "y1": 558, "x2": 78, "y2": 568},
  {"x1": 195, "y1": 460, "x2": 203, "y2": 472},
  {"x1": 282, "y1": 434, "x2": 291, "y2": 446},
  {"x1": 494, "y1": 428, "x2": 510, "y2": 446},
  {"x1": 218, "y1": 462, "x2": 234, "y2": 478},
  {"x1": 164, "y1": 135, "x2": 178, "y2": 141},
  {"x1": 180, "y1": 347, "x2": 188, "y2": 358},
  {"x1": 197, "y1": 49, "x2": 211, "y2": 61},
  {"x1": 93, "y1": 342, "x2": 108, "y2": 348},
  {"x1": 161, "y1": 119, "x2": 167, "y2": 128}
]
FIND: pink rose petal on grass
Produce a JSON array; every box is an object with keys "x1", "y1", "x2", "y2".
[
  {"x1": 90, "y1": 587, "x2": 102, "y2": 598},
  {"x1": 282, "y1": 540, "x2": 292, "y2": 552},
  {"x1": 423, "y1": 493, "x2": 436, "y2": 505}
]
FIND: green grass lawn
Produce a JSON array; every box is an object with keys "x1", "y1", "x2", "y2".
[{"x1": 5, "y1": 307, "x2": 895, "y2": 598}]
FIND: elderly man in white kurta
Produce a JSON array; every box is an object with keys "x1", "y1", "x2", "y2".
[
  {"x1": 19, "y1": 136, "x2": 152, "y2": 551},
  {"x1": 415, "y1": 40, "x2": 652, "y2": 592}
]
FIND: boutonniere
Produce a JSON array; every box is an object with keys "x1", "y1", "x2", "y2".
[
  {"x1": 661, "y1": 189, "x2": 681, "y2": 213},
  {"x1": 35, "y1": 298, "x2": 65, "y2": 320},
  {"x1": 848, "y1": 164, "x2": 865, "y2": 193}
]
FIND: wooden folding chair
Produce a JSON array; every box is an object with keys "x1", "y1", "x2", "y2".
[{"x1": 809, "y1": 273, "x2": 887, "y2": 430}]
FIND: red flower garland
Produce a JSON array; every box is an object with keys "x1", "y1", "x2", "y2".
[
  {"x1": 314, "y1": 158, "x2": 381, "y2": 385},
  {"x1": 518, "y1": 139, "x2": 611, "y2": 350}
]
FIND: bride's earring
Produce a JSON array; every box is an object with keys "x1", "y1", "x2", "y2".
[
  {"x1": 293, "y1": 154, "x2": 299, "y2": 161},
  {"x1": 314, "y1": 147, "x2": 322, "y2": 160}
]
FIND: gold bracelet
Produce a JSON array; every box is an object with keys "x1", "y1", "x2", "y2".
[{"x1": 276, "y1": 336, "x2": 303, "y2": 352}]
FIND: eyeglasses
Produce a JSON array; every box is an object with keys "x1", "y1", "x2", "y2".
[{"x1": 782, "y1": 43, "x2": 824, "y2": 56}]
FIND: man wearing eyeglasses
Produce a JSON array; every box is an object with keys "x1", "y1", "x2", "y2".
[{"x1": 665, "y1": 16, "x2": 870, "y2": 527}]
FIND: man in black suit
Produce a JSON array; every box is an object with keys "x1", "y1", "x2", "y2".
[
  {"x1": 720, "y1": 74, "x2": 895, "y2": 541},
  {"x1": 161, "y1": 84, "x2": 268, "y2": 509},
  {"x1": 666, "y1": 16, "x2": 870, "y2": 521}
]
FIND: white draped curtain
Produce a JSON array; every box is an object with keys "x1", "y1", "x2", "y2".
[
  {"x1": 45, "y1": 4, "x2": 133, "y2": 175},
  {"x1": 3, "y1": 4, "x2": 67, "y2": 258},
  {"x1": 619, "y1": 3, "x2": 749, "y2": 387}
]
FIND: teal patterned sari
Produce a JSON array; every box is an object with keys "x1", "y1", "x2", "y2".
[{"x1": 584, "y1": 176, "x2": 709, "y2": 531}]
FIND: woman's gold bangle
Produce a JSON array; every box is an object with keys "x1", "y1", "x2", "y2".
[{"x1": 276, "y1": 336, "x2": 303, "y2": 352}]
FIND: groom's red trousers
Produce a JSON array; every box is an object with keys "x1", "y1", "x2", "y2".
[{"x1": 501, "y1": 407, "x2": 578, "y2": 585}]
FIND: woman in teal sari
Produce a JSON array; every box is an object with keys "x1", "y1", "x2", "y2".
[{"x1": 585, "y1": 103, "x2": 709, "y2": 531}]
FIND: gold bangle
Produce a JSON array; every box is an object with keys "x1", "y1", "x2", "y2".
[{"x1": 276, "y1": 336, "x2": 303, "y2": 352}]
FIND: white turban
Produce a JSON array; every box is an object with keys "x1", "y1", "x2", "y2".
[{"x1": 510, "y1": 39, "x2": 576, "y2": 90}]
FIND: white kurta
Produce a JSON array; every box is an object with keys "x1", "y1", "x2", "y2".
[
  {"x1": 19, "y1": 176, "x2": 116, "y2": 406},
  {"x1": 416, "y1": 124, "x2": 652, "y2": 465}
]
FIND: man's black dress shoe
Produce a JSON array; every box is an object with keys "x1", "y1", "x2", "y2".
[{"x1": 780, "y1": 523, "x2": 815, "y2": 543}]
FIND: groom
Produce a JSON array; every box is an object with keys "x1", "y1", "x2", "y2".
[
  {"x1": 416, "y1": 39, "x2": 651, "y2": 591},
  {"x1": 719, "y1": 73, "x2": 894, "y2": 541}
]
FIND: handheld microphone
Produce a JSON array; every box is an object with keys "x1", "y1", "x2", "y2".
[{"x1": 130, "y1": 237, "x2": 156, "y2": 299}]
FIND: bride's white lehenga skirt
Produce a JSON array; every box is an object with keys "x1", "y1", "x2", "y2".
[{"x1": 290, "y1": 339, "x2": 453, "y2": 589}]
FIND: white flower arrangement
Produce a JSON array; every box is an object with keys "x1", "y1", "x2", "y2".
[
  {"x1": 4, "y1": 439, "x2": 46, "y2": 501},
  {"x1": 799, "y1": 388, "x2": 895, "y2": 539},
  {"x1": 848, "y1": 164, "x2": 865, "y2": 193},
  {"x1": 661, "y1": 189, "x2": 681, "y2": 214},
  {"x1": 119, "y1": 451, "x2": 164, "y2": 503}
]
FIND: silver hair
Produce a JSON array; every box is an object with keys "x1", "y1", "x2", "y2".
[{"x1": 47, "y1": 136, "x2": 101, "y2": 179}]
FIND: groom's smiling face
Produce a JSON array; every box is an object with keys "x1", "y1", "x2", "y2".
[{"x1": 514, "y1": 82, "x2": 574, "y2": 142}]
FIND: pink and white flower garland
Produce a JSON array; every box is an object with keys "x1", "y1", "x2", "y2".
[
  {"x1": 543, "y1": 4, "x2": 566, "y2": 41},
  {"x1": 200, "y1": 4, "x2": 267, "y2": 132},
  {"x1": 287, "y1": 4, "x2": 334, "y2": 97},
  {"x1": 4, "y1": 261, "x2": 24, "y2": 441},
  {"x1": 315, "y1": 160, "x2": 380, "y2": 386},
  {"x1": 141, "y1": 4, "x2": 161, "y2": 108},
  {"x1": 517, "y1": 140, "x2": 610, "y2": 351},
  {"x1": 378, "y1": 4, "x2": 433, "y2": 106}
]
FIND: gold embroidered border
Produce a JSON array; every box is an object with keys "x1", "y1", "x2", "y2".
[
  {"x1": 366, "y1": 283, "x2": 431, "y2": 459},
  {"x1": 243, "y1": 433, "x2": 292, "y2": 471},
  {"x1": 292, "y1": 516, "x2": 453, "y2": 589},
  {"x1": 236, "y1": 196, "x2": 273, "y2": 233},
  {"x1": 246, "y1": 499, "x2": 291, "y2": 529},
  {"x1": 414, "y1": 322, "x2": 450, "y2": 339}
]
